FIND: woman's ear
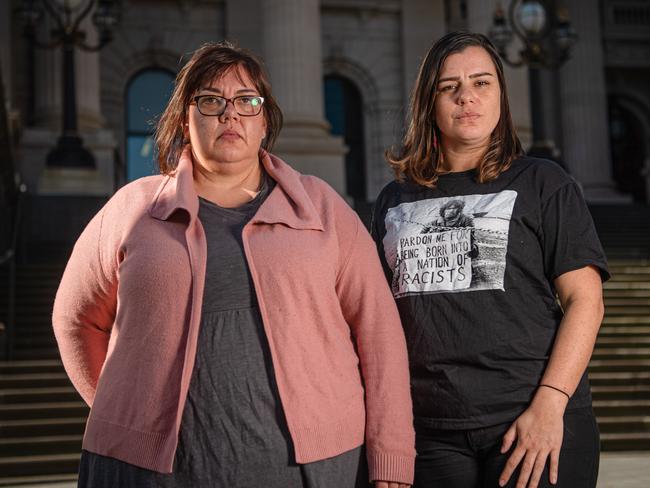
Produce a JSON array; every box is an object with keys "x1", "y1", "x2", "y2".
[{"x1": 183, "y1": 118, "x2": 189, "y2": 142}]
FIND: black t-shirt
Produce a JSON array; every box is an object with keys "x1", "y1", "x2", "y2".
[{"x1": 371, "y1": 156, "x2": 609, "y2": 430}]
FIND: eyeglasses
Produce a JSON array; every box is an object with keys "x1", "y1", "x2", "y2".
[{"x1": 191, "y1": 95, "x2": 265, "y2": 117}]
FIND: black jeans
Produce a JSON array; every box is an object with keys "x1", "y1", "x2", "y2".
[{"x1": 413, "y1": 407, "x2": 600, "y2": 488}]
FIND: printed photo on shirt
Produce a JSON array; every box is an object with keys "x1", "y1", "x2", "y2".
[{"x1": 383, "y1": 191, "x2": 517, "y2": 298}]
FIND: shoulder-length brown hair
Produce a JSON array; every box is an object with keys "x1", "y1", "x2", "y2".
[
  {"x1": 387, "y1": 31, "x2": 523, "y2": 187},
  {"x1": 155, "y1": 41, "x2": 283, "y2": 174}
]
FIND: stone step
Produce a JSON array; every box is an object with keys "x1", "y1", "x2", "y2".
[
  {"x1": 592, "y1": 348, "x2": 650, "y2": 360},
  {"x1": 0, "y1": 473, "x2": 77, "y2": 487},
  {"x1": 0, "y1": 472, "x2": 77, "y2": 487},
  {"x1": 605, "y1": 273, "x2": 650, "y2": 285},
  {"x1": 593, "y1": 399, "x2": 650, "y2": 416},
  {"x1": 0, "y1": 434, "x2": 82, "y2": 456},
  {"x1": 605, "y1": 298, "x2": 650, "y2": 305},
  {"x1": 608, "y1": 266, "x2": 650, "y2": 274},
  {"x1": 0, "y1": 402, "x2": 89, "y2": 421},
  {"x1": 589, "y1": 371, "x2": 650, "y2": 387},
  {"x1": 0, "y1": 386, "x2": 79, "y2": 404},
  {"x1": 591, "y1": 384, "x2": 650, "y2": 400},
  {"x1": 600, "y1": 432, "x2": 650, "y2": 451},
  {"x1": 12, "y1": 348, "x2": 62, "y2": 360},
  {"x1": 602, "y1": 306, "x2": 650, "y2": 314},
  {"x1": 602, "y1": 316, "x2": 650, "y2": 325},
  {"x1": 596, "y1": 336, "x2": 650, "y2": 345},
  {"x1": 598, "y1": 326, "x2": 650, "y2": 337},
  {"x1": 0, "y1": 360, "x2": 63, "y2": 375},
  {"x1": 596, "y1": 415, "x2": 650, "y2": 433},
  {"x1": 604, "y1": 281, "x2": 650, "y2": 290},
  {"x1": 0, "y1": 452, "x2": 80, "y2": 478},
  {"x1": 588, "y1": 359, "x2": 650, "y2": 372},
  {"x1": 604, "y1": 289, "x2": 650, "y2": 298},
  {"x1": 0, "y1": 417, "x2": 86, "y2": 438},
  {"x1": 0, "y1": 373, "x2": 70, "y2": 389}
]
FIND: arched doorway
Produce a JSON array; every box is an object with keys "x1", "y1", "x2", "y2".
[
  {"x1": 608, "y1": 97, "x2": 647, "y2": 203},
  {"x1": 125, "y1": 69, "x2": 175, "y2": 182},
  {"x1": 323, "y1": 75, "x2": 366, "y2": 202}
]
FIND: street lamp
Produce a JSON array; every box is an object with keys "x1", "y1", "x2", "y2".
[
  {"x1": 16, "y1": 0, "x2": 122, "y2": 168},
  {"x1": 489, "y1": 1, "x2": 577, "y2": 159}
]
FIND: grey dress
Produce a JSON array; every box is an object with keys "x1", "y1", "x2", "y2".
[{"x1": 78, "y1": 173, "x2": 366, "y2": 488}]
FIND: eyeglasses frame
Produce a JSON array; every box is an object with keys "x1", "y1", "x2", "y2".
[{"x1": 190, "y1": 94, "x2": 265, "y2": 117}]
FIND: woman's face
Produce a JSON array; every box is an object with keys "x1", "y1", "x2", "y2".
[
  {"x1": 186, "y1": 67, "x2": 267, "y2": 169},
  {"x1": 434, "y1": 46, "x2": 501, "y2": 150}
]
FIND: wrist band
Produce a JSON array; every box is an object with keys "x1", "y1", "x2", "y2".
[{"x1": 539, "y1": 383, "x2": 570, "y2": 400}]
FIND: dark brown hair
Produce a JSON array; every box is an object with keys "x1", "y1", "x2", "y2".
[
  {"x1": 155, "y1": 41, "x2": 283, "y2": 174},
  {"x1": 386, "y1": 31, "x2": 523, "y2": 187}
]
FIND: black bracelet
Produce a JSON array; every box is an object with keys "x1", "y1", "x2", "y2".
[{"x1": 539, "y1": 383, "x2": 570, "y2": 401}]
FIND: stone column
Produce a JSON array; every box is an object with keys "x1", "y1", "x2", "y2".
[
  {"x1": 401, "y1": 0, "x2": 446, "y2": 112},
  {"x1": 261, "y1": 0, "x2": 347, "y2": 195},
  {"x1": 466, "y1": 0, "x2": 532, "y2": 148},
  {"x1": 559, "y1": 0, "x2": 623, "y2": 201},
  {"x1": 0, "y1": 0, "x2": 12, "y2": 111}
]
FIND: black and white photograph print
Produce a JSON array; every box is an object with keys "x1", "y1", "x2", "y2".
[{"x1": 383, "y1": 191, "x2": 518, "y2": 298}]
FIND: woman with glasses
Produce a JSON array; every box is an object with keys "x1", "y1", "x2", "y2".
[
  {"x1": 372, "y1": 32, "x2": 608, "y2": 488},
  {"x1": 54, "y1": 42, "x2": 415, "y2": 488}
]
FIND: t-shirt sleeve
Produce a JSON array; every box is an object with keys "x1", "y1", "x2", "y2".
[
  {"x1": 541, "y1": 181, "x2": 610, "y2": 283},
  {"x1": 370, "y1": 191, "x2": 394, "y2": 284}
]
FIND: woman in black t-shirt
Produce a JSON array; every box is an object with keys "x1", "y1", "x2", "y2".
[{"x1": 372, "y1": 32, "x2": 608, "y2": 488}]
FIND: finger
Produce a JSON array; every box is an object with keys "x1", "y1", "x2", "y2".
[
  {"x1": 499, "y1": 445, "x2": 526, "y2": 486},
  {"x1": 374, "y1": 482, "x2": 387, "y2": 488},
  {"x1": 549, "y1": 449, "x2": 560, "y2": 484},
  {"x1": 527, "y1": 452, "x2": 548, "y2": 488},
  {"x1": 515, "y1": 452, "x2": 538, "y2": 488},
  {"x1": 501, "y1": 423, "x2": 518, "y2": 454}
]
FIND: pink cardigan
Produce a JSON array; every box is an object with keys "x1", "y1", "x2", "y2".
[{"x1": 53, "y1": 148, "x2": 415, "y2": 483}]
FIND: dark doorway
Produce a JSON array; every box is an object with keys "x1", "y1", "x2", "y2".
[
  {"x1": 608, "y1": 97, "x2": 647, "y2": 203},
  {"x1": 324, "y1": 75, "x2": 367, "y2": 201}
]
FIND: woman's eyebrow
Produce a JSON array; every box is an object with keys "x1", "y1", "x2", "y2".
[
  {"x1": 197, "y1": 87, "x2": 258, "y2": 94},
  {"x1": 437, "y1": 72, "x2": 495, "y2": 84}
]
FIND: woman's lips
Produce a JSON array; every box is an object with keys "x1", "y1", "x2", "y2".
[
  {"x1": 219, "y1": 130, "x2": 241, "y2": 140},
  {"x1": 456, "y1": 112, "x2": 480, "y2": 120}
]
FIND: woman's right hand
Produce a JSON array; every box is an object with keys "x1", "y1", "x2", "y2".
[{"x1": 375, "y1": 482, "x2": 411, "y2": 488}]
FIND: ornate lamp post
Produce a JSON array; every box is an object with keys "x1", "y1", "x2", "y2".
[
  {"x1": 489, "y1": 0, "x2": 576, "y2": 159},
  {"x1": 16, "y1": 0, "x2": 121, "y2": 168}
]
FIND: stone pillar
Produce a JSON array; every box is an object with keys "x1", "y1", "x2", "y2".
[
  {"x1": 466, "y1": 0, "x2": 532, "y2": 149},
  {"x1": 225, "y1": 0, "x2": 264, "y2": 58},
  {"x1": 0, "y1": 0, "x2": 11, "y2": 111},
  {"x1": 559, "y1": 0, "x2": 624, "y2": 201},
  {"x1": 401, "y1": 0, "x2": 446, "y2": 111},
  {"x1": 261, "y1": 0, "x2": 347, "y2": 195}
]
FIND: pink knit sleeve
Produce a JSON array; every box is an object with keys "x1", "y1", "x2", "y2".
[
  {"x1": 335, "y1": 216, "x2": 416, "y2": 485},
  {"x1": 52, "y1": 208, "x2": 117, "y2": 406}
]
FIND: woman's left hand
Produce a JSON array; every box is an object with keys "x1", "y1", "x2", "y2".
[
  {"x1": 375, "y1": 482, "x2": 411, "y2": 488},
  {"x1": 498, "y1": 387, "x2": 568, "y2": 488}
]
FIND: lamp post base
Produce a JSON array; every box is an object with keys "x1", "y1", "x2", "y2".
[{"x1": 46, "y1": 135, "x2": 95, "y2": 168}]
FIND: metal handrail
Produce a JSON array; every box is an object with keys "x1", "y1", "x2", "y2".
[{"x1": 1, "y1": 183, "x2": 27, "y2": 360}]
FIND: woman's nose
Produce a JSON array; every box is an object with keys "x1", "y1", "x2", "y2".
[
  {"x1": 457, "y1": 86, "x2": 475, "y2": 105},
  {"x1": 219, "y1": 100, "x2": 239, "y2": 121}
]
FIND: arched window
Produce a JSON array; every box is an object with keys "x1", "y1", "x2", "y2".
[
  {"x1": 125, "y1": 69, "x2": 175, "y2": 182},
  {"x1": 324, "y1": 75, "x2": 366, "y2": 201}
]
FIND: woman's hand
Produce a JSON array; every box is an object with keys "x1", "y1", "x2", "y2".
[
  {"x1": 375, "y1": 482, "x2": 411, "y2": 488},
  {"x1": 498, "y1": 387, "x2": 568, "y2": 488}
]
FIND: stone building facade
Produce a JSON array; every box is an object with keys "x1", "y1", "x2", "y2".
[{"x1": 1, "y1": 0, "x2": 649, "y2": 232}]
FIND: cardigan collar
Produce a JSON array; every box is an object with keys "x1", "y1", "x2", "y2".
[{"x1": 148, "y1": 146, "x2": 324, "y2": 231}]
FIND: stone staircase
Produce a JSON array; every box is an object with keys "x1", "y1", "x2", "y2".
[
  {"x1": 591, "y1": 259, "x2": 650, "y2": 451},
  {"x1": 1, "y1": 253, "x2": 650, "y2": 483},
  {"x1": 0, "y1": 264, "x2": 86, "y2": 485}
]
